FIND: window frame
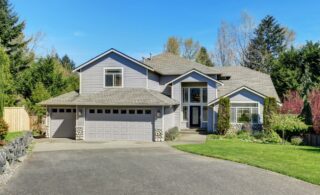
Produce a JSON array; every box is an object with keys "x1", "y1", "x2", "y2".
[
  {"x1": 230, "y1": 101, "x2": 260, "y2": 124},
  {"x1": 103, "y1": 67, "x2": 124, "y2": 88},
  {"x1": 202, "y1": 106, "x2": 208, "y2": 122}
]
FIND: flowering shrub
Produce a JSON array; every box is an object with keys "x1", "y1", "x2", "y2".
[
  {"x1": 280, "y1": 91, "x2": 304, "y2": 114},
  {"x1": 308, "y1": 89, "x2": 320, "y2": 134}
]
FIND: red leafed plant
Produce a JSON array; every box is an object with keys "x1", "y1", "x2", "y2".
[
  {"x1": 280, "y1": 90, "x2": 304, "y2": 115},
  {"x1": 308, "y1": 89, "x2": 320, "y2": 134}
]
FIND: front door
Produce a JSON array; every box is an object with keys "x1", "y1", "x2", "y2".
[{"x1": 190, "y1": 106, "x2": 200, "y2": 127}]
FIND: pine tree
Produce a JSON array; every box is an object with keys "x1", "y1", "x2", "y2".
[
  {"x1": 0, "y1": 0, "x2": 32, "y2": 75},
  {"x1": 164, "y1": 37, "x2": 180, "y2": 55},
  {"x1": 196, "y1": 47, "x2": 214, "y2": 67},
  {"x1": 60, "y1": 54, "x2": 76, "y2": 70},
  {"x1": 243, "y1": 15, "x2": 286, "y2": 74},
  {"x1": 217, "y1": 97, "x2": 230, "y2": 135}
]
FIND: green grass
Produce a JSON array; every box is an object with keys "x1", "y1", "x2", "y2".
[
  {"x1": 4, "y1": 131, "x2": 25, "y2": 142},
  {"x1": 174, "y1": 139, "x2": 320, "y2": 185}
]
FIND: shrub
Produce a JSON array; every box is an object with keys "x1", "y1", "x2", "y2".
[
  {"x1": 0, "y1": 118, "x2": 9, "y2": 140},
  {"x1": 308, "y1": 89, "x2": 320, "y2": 134},
  {"x1": 252, "y1": 131, "x2": 264, "y2": 139},
  {"x1": 262, "y1": 131, "x2": 282, "y2": 144},
  {"x1": 263, "y1": 97, "x2": 278, "y2": 132},
  {"x1": 207, "y1": 134, "x2": 222, "y2": 140},
  {"x1": 165, "y1": 127, "x2": 179, "y2": 141},
  {"x1": 270, "y1": 114, "x2": 309, "y2": 134},
  {"x1": 280, "y1": 91, "x2": 304, "y2": 114},
  {"x1": 217, "y1": 97, "x2": 230, "y2": 135},
  {"x1": 225, "y1": 126, "x2": 237, "y2": 138},
  {"x1": 291, "y1": 136, "x2": 303, "y2": 145},
  {"x1": 237, "y1": 130, "x2": 253, "y2": 141}
]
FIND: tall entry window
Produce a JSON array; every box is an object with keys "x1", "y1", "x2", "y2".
[
  {"x1": 104, "y1": 68, "x2": 123, "y2": 87},
  {"x1": 190, "y1": 88, "x2": 201, "y2": 103},
  {"x1": 230, "y1": 103, "x2": 259, "y2": 124}
]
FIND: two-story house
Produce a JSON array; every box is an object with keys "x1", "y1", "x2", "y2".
[{"x1": 40, "y1": 48, "x2": 280, "y2": 141}]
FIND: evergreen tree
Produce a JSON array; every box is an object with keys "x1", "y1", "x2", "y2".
[
  {"x1": 263, "y1": 97, "x2": 278, "y2": 132},
  {"x1": 0, "y1": 0, "x2": 33, "y2": 75},
  {"x1": 243, "y1": 15, "x2": 286, "y2": 74},
  {"x1": 30, "y1": 82, "x2": 51, "y2": 104},
  {"x1": 0, "y1": 46, "x2": 13, "y2": 117},
  {"x1": 196, "y1": 47, "x2": 214, "y2": 67},
  {"x1": 217, "y1": 97, "x2": 230, "y2": 135},
  {"x1": 164, "y1": 37, "x2": 180, "y2": 55},
  {"x1": 60, "y1": 54, "x2": 76, "y2": 70}
]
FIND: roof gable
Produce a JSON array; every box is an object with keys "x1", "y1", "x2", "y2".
[
  {"x1": 165, "y1": 69, "x2": 224, "y2": 86},
  {"x1": 208, "y1": 86, "x2": 270, "y2": 106},
  {"x1": 73, "y1": 48, "x2": 154, "y2": 72}
]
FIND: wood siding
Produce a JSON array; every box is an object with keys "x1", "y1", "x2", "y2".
[{"x1": 4, "y1": 107, "x2": 30, "y2": 131}]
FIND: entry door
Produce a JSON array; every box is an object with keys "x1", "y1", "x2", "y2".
[{"x1": 190, "y1": 106, "x2": 200, "y2": 127}]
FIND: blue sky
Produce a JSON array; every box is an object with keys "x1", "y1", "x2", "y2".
[{"x1": 11, "y1": 0, "x2": 320, "y2": 65}]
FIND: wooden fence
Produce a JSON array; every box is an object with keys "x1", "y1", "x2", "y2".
[
  {"x1": 304, "y1": 134, "x2": 320, "y2": 147},
  {"x1": 4, "y1": 107, "x2": 31, "y2": 132}
]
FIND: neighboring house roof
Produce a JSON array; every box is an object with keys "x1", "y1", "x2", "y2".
[
  {"x1": 164, "y1": 69, "x2": 224, "y2": 86},
  {"x1": 39, "y1": 88, "x2": 179, "y2": 106},
  {"x1": 73, "y1": 48, "x2": 154, "y2": 72},
  {"x1": 144, "y1": 52, "x2": 221, "y2": 75},
  {"x1": 213, "y1": 66, "x2": 280, "y2": 103}
]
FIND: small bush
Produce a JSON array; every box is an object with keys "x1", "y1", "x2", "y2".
[
  {"x1": 165, "y1": 127, "x2": 179, "y2": 141},
  {"x1": 291, "y1": 136, "x2": 303, "y2": 145},
  {"x1": 252, "y1": 131, "x2": 264, "y2": 139},
  {"x1": 262, "y1": 131, "x2": 282, "y2": 144},
  {"x1": 225, "y1": 127, "x2": 237, "y2": 138},
  {"x1": 0, "y1": 118, "x2": 9, "y2": 140},
  {"x1": 237, "y1": 130, "x2": 253, "y2": 141}
]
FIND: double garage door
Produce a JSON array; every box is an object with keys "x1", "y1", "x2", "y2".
[{"x1": 85, "y1": 108, "x2": 155, "y2": 141}]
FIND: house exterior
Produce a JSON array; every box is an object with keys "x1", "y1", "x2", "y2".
[{"x1": 40, "y1": 48, "x2": 280, "y2": 141}]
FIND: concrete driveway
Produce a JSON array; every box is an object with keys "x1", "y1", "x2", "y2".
[{"x1": 1, "y1": 139, "x2": 320, "y2": 195}]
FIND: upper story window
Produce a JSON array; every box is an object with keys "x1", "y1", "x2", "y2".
[{"x1": 104, "y1": 68, "x2": 123, "y2": 87}]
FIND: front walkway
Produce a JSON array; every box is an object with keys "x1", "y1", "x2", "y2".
[{"x1": 168, "y1": 129, "x2": 207, "y2": 145}]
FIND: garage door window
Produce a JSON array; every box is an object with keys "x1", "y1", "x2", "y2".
[
  {"x1": 97, "y1": 109, "x2": 103, "y2": 114},
  {"x1": 121, "y1": 109, "x2": 127, "y2": 114},
  {"x1": 59, "y1": 109, "x2": 65, "y2": 113},
  {"x1": 145, "y1": 110, "x2": 151, "y2": 114},
  {"x1": 137, "y1": 110, "x2": 143, "y2": 114},
  {"x1": 113, "y1": 109, "x2": 119, "y2": 114},
  {"x1": 66, "y1": 109, "x2": 72, "y2": 113},
  {"x1": 129, "y1": 110, "x2": 135, "y2": 114},
  {"x1": 105, "y1": 109, "x2": 111, "y2": 114},
  {"x1": 52, "y1": 109, "x2": 57, "y2": 113},
  {"x1": 89, "y1": 109, "x2": 95, "y2": 114}
]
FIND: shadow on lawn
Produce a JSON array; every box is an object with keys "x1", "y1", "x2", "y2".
[{"x1": 298, "y1": 147, "x2": 320, "y2": 153}]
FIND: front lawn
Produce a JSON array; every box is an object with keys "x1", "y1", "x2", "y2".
[
  {"x1": 174, "y1": 138, "x2": 320, "y2": 185},
  {"x1": 4, "y1": 131, "x2": 25, "y2": 142}
]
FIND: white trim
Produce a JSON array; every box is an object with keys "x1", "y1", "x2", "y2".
[
  {"x1": 146, "y1": 69, "x2": 149, "y2": 89},
  {"x1": 164, "y1": 69, "x2": 224, "y2": 86},
  {"x1": 79, "y1": 70, "x2": 82, "y2": 94},
  {"x1": 230, "y1": 101, "x2": 261, "y2": 124},
  {"x1": 73, "y1": 48, "x2": 154, "y2": 72},
  {"x1": 103, "y1": 67, "x2": 124, "y2": 88},
  {"x1": 208, "y1": 86, "x2": 269, "y2": 106}
]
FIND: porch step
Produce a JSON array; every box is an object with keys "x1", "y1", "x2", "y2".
[{"x1": 180, "y1": 129, "x2": 207, "y2": 135}]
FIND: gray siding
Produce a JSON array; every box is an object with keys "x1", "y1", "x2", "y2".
[
  {"x1": 80, "y1": 53, "x2": 147, "y2": 94},
  {"x1": 164, "y1": 106, "x2": 176, "y2": 131},
  {"x1": 147, "y1": 70, "x2": 161, "y2": 91}
]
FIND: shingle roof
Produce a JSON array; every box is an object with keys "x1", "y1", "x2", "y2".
[
  {"x1": 215, "y1": 66, "x2": 280, "y2": 101},
  {"x1": 144, "y1": 52, "x2": 221, "y2": 75},
  {"x1": 40, "y1": 88, "x2": 179, "y2": 106}
]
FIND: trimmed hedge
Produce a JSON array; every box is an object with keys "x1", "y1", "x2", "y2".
[
  {"x1": 217, "y1": 97, "x2": 230, "y2": 135},
  {"x1": 263, "y1": 97, "x2": 278, "y2": 132}
]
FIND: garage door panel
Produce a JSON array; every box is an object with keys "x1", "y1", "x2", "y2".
[
  {"x1": 50, "y1": 109, "x2": 76, "y2": 138},
  {"x1": 85, "y1": 108, "x2": 154, "y2": 141}
]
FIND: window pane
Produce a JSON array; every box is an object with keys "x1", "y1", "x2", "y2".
[
  {"x1": 105, "y1": 75, "x2": 113, "y2": 87},
  {"x1": 237, "y1": 108, "x2": 251, "y2": 123},
  {"x1": 252, "y1": 108, "x2": 259, "y2": 123},
  {"x1": 129, "y1": 110, "x2": 135, "y2": 114},
  {"x1": 190, "y1": 88, "x2": 201, "y2": 103},
  {"x1": 114, "y1": 74, "x2": 122, "y2": 86},
  {"x1": 59, "y1": 109, "x2": 65, "y2": 113},
  {"x1": 105, "y1": 109, "x2": 111, "y2": 114},
  {"x1": 231, "y1": 108, "x2": 236, "y2": 123},
  {"x1": 137, "y1": 110, "x2": 143, "y2": 114},
  {"x1": 202, "y1": 106, "x2": 208, "y2": 121},
  {"x1": 113, "y1": 109, "x2": 119, "y2": 114},
  {"x1": 182, "y1": 88, "x2": 188, "y2": 103},
  {"x1": 145, "y1": 110, "x2": 151, "y2": 114},
  {"x1": 121, "y1": 109, "x2": 127, "y2": 114},
  {"x1": 89, "y1": 109, "x2": 95, "y2": 114},
  {"x1": 97, "y1": 109, "x2": 103, "y2": 114},
  {"x1": 202, "y1": 88, "x2": 207, "y2": 103},
  {"x1": 183, "y1": 106, "x2": 188, "y2": 121}
]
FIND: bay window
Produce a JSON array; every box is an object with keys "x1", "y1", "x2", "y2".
[
  {"x1": 230, "y1": 103, "x2": 259, "y2": 124},
  {"x1": 104, "y1": 68, "x2": 123, "y2": 87}
]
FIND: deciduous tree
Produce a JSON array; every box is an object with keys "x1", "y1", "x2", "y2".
[{"x1": 164, "y1": 37, "x2": 180, "y2": 55}]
